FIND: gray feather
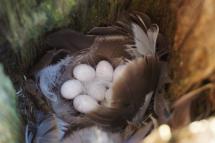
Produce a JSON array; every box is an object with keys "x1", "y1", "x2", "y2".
[
  {"x1": 131, "y1": 23, "x2": 159, "y2": 56},
  {"x1": 33, "y1": 114, "x2": 69, "y2": 143}
]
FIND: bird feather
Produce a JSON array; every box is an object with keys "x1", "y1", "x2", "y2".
[
  {"x1": 33, "y1": 114, "x2": 69, "y2": 143},
  {"x1": 131, "y1": 23, "x2": 159, "y2": 56}
]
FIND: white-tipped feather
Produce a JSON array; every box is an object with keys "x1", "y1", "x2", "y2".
[{"x1": 131, "y1": 23, "x2": 159, "y2": 56}]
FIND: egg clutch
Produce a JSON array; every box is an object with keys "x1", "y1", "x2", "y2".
[{"x1": 60, "y1": 60, "x2": 126, "y2": 113}]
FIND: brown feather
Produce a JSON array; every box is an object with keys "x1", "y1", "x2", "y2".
[
  {"x1": 87, "y1": 26, "x2": 126, "y2": 36},
  {"x1": 24, "y1": 79, "x2": 50, "y2": 112},
  {"x1": 45, "y1": 29, "x2": 95, "y2": 52},
  {"x1": 125, "y1": 121, "x2": 153, "y2": 143}
]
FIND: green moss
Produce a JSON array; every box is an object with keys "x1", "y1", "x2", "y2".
[
  {"x1": 0, "y1": 65, "x2": 21, "y2": 143},
  {"x1": 0, "y1": 0, "x2": 76, "y2": 69}
]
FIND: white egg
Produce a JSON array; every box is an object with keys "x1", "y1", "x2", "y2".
[
  {"x1": 73, "y1": 95, "x2": 99, "y2": 113},
  {"x1": 104, "y1": 89, "x2": 113, "y2": 107},
  {"x1": 86, "y1": 80, "x2": 107, "y2": 101},
  {"x1": 113, "y1": 65, "x2": 126, "y2": 81},
  {"x1": 96, "y1": 60, "x2": 113, "y2": 81},
  {"x1": 61, "y1": 80, "x2": 83, "y2": 99},
  {"x1": 73, "y1": 64, "x2": 96, "y2": 81}
]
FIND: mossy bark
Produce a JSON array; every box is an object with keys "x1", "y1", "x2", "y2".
[{"x1": 0, "y1": 65, "x2": 21, "y2": 143}]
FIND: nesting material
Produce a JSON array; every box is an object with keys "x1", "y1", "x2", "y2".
[
  {"x1": 60, "y1": 80, "x2": 83, "y2": 99},
  {"x1": 73, "y1": 95, "x2": 99, "y2": 113},
  {"x1": 73, "y1": 64, "x2": 96, "y2": 81},
  {"x1": 96, "y1": 60, "x2": 113, "y2": 81}
]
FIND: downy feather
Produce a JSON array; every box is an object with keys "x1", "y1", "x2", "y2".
[{"x1": 36, "y1": 57, "x2": 71, "y2": 102}]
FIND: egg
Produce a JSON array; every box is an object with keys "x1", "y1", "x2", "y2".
[
  {"x1": 60, "y1": 80, "x2": 83, "y2": 99},
  {"x1": 73, "y1": 64, "x2": 96, "y2": 81},
  {"x1": 113, "y1": 65, "x2": 126, "y2": 81},
  {"x1": 86, "y1": 80, "x2": 107, "y2": 101},
  {"x1": 96, "y1": 60, "x2": 113, "y2": 81},
  {"x1": 73, "y1": 95, "x2": 99, "y2": 113},
  {"x1": 104, "y1": 89, "x2": 113, "y2": 107}
]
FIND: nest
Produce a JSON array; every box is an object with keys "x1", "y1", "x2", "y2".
[{"x1": 0, "y1": 0, "x2": 215, "y2": 143}]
